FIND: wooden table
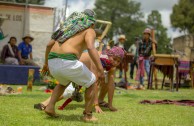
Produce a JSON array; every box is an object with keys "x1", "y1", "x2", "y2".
[{"x1": 148, "y1": 54, "x2": 179, "y2": 91}]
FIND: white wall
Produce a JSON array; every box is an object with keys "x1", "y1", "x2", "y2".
[{"x1": 0, "y1": 3, "x2": 55, "y2": 66}]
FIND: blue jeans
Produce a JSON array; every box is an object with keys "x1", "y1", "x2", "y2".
[{"x1": 139, "y1": 59, "x2": 150, "y2": 85}]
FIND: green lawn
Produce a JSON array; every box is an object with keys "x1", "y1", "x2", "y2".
[{"x1": 0, "y1": 85, "x2": 194, "y2": 126}]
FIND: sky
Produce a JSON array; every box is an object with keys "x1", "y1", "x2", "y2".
[
  {"x1": 136, "y1": 0, "x2": 183, "y2": 40},
  {"x1": 44, "y1": 0, "x2": 183, "y2": 40}
]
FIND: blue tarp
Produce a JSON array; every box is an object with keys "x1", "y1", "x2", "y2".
[{"x1": 0, "y1": 65, "x2": 40, "y2": 85}]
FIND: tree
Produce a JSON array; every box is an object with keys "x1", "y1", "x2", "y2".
[
  {"x1": 94, "y1": 0, "x2": 146, "y2": 49},
  {"x1": 147, "y1": 10, "x2": 171, "y2": 53},
  {"x1": 170, "y1": 0, "x2": 194, "y2": 34}
]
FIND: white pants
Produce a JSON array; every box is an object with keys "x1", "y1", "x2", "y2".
[
  {"x1": 5, "y1": 57, "x2": 19, "y2": 65},
  {"x1": 62, "y1": 83, "x2": 75, "y2": 99},
  {"x1": 48, "y1": 58, "x2": 96, "y2": 88}
]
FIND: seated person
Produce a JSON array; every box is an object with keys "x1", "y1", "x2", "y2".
[
  {"x1": 18, "y1": 34, "x2": 38, "y2": 66},
  {"x1": 1, "y1": 37, "x2": 19, "y2": 65}
]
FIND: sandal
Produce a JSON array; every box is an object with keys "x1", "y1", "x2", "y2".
[
  {"x1": 99, "y1": 101, "x2": 109, "y2": 108},
  {"x1": 83, "y1": 111, "x2": 93, "y2": 117},
  {"x1": 34, "y1": 103, "x2": 46, "y2": 110},
  {"x1": 83, "y1": 111, "x2": 98, "y2": 121}
]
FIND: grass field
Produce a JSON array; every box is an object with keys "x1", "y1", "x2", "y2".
[{"x1": 0, "y1": 84, "x2": 194, "y2": 126}]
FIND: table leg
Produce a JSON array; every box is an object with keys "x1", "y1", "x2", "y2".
[
  {"x1": 148, "y1": 63, "x2": 153, "y2": 89},
  {"x1": 161, "y1": 74, "x2": 166, "y2": 90},
  {"x1": 170, "y1": 67, "x2": 174, "y2": 92},
  {"x1": 176, "y1": 65, "x2": 179, "y2": 91}
]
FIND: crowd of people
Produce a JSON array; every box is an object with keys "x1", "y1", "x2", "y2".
[
  {"x1": 0, "y1": 34, "x2": 38, "y2": 66},
  {"x1": 114, "y1": 28, "x2": 156, "y2": 90}
]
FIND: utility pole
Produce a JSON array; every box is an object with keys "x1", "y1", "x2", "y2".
[
  {"x1": 23, "y1": 0, "x2": 28, "y2": 36},
  {"x1": 63, "y1": 0, "x2": 68, "y2": 20}
]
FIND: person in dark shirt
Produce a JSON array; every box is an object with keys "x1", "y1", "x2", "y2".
[
  {"x1": 136, "y1": 28, "x2": 156, "y2": 89},
  {"x1": 18, "y1": 34, "x2": 38, "y2": 66},
  {"x1": 1, "y1": 37, "x2": 19, "y2": 65}
]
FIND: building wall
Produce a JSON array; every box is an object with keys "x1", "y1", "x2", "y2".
[
  {"x1": 0, "y1": 2, "x2": 55, "y2": 66},
  {"x1": 0, "y1": 3, "x2": 25, "y2": 48},
  {"x1": 173, "y1": 35, "x2": 194, "y2": 60},
  {"x1": 28, "y1": 5, "x2": 54, "y2": 66}
]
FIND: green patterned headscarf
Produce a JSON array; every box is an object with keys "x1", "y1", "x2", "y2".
[{"x1": 51, "y1": 9, "x2": 96, "y2": 44}]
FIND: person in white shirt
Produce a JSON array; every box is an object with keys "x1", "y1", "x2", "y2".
[
  {"x1": 128, "y1": 37, "x2": 139, "y2": 79},
  {"x1": 114, "y1": 35, "x2": 126, "y2": 78}
]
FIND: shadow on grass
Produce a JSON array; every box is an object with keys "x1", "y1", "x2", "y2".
[
  {"x1": 45, "y1": 114, "x2": 81, "y2": 122},
  {"x1": 59, "y1": 103, "x2": 84, "y2": 110},
  {"x1": 4, "y1": 93, "x2": 48, "y2": 98},
  {"x1": 121, "y1": 94, "x2": 141, "y2": 98},
  {"x1": 45, "y1": 114, "x2": 99, "y2": 124}
]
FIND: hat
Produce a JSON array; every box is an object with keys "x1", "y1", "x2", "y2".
[
  {"x1": 106, "y1": 46, "x2": 125, "y2": 59},
  {"x1": 118, "y1": 35, "x2": 126, "y2": 40},
  {"x1": 22, "y1": 34, "x2": 34, "y2": 41},
  {"x1": 143, "y1": 28, "x2": 151, "y2": 35}
]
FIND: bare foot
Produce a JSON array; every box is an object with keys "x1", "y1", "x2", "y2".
[
  {"x1": 45, "y1": 106, "x2": 59, "y2": 118},
  {"x1": 82, "y1": 111, "x2": 98, "y2": 122},
  {"x1": 82, "y1": 115, "x2": 98, "y2": 122},
  {"x1": 109, "y1": 106, "x2": 118, "y2": 112}
]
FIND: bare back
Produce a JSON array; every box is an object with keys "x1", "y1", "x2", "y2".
[
  {"x1": 50, "y1": 28, "x2": 96, "y2": 59},
  {"x1": 80, "y1": 51, "x2": 102, "y2": 76}
]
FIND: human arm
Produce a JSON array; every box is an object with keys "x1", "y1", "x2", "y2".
[
  {"x1": 18, "y1": 51, "x2": 24, "y2": 65},
  {"x1": 44, "y1": 39, "x2": 55, "y2": 65},
  {"x1": 29, "y1": 52, "x2": 33, "y2": 60},
  {"x1": 94, "y1": 82, "x2": 104, "y2": 113},
  {"x1": 85, "y1": 29, "x2": 105, "y2": 83},
  {"x1": 107, "y1": 68, "x2": 115, "y2": 107},
  {"x1": 17, "y1": 43, "x2": 24, "y2": 64},
  {"x1": 107, "y1": 67, "x2": 117, "y2": 111},
  {"x1": 41, "y1": 39, "x2": 55, "y2": 76}
]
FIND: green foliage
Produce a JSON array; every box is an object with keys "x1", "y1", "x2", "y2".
[
  {"x1": 147, "y1": 10, "x2": 171, "y2": 53},
  {"x1": 94, "y1": 0, "x2": 146, "y2": 49},
  {"x1": 170, "y1": 0, "x2": 194, "y2": 34},
  {"x1": 43, "y1": 76, "x2": 59, "y2": 89},
  {"x1": 1, "y1": 85, "x2": 194, "y2": 126}
]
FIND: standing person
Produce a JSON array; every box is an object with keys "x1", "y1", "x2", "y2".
[
  {"x1": 136, "y1": 28, "x2": 156, "y2": 89},
  {"x1": 128, "y1": 37, "x2": 139, "y2": 79},
  {"x1": 115, "y1": 35, "x2": 126, "y2": 78},
  {"x1": 1, "y1": 37, "x2": 19, "y2": 65},
  {"x1": 41, "y1": 9, "x2": 105, "y2": 121},
  {"x1": 18, "y1": 34, "x2": 38, "y2": 66}
]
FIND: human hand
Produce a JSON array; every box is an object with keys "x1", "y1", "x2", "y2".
[
  {"x1": 97, "y1": 69, "x2": 105, "y2": 85},
  {"x1": 20, "y1": 60, "x2": 24, "y2": 65},
  {"x1": 152, "y1": 40, "x2": 157, "y2": 44},
  {"x1": 95, "y1": 105, "x2": 104, "y2": 113},
  {"x1": 41, "y1": 64, "x2": 50, "y2": 76}
]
